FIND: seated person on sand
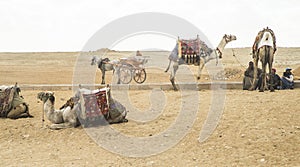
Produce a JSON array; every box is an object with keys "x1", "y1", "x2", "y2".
[
  {"x1": 136, "y1": 50, "x2": 143, "y2": 56},
  {"x1": 281, "y1": 67, "x2": 294, "y2": 89},
  {"x1": 267, "y1": 68, "x2": 281, "y2": 90},
  {"x1": 243, "y1": 61, "x2": 262, "y2": 90}
]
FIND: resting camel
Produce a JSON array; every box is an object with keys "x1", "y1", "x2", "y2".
[
  {"x1": 37, "y1": 88, "x2": 128, "y2": 129},
  {"x1": 37, "y1": 91, "x2": 80, "y2": 130},
  {"x1": 0, "y1": 84, "x2": 33, "y2": 119},
  {"x1": 165, "y1": 34, "x2": 237, "y2": 90},
  {"x1": 76, "y1": 87, "x2": 128, "y2": 124},
  {"x1": 249, "y1": 27, "x2": 276, "y2": 92}
]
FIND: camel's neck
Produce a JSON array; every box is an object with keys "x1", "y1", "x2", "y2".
[
  {"x1": 44, "y1": 100, "x2": 55, "y2": 120},
  {"x1": 216, "y1": 37, "x2": 228, "y2": 54},
  {"x1": 43, "y1": 99, "x2": 64, "y2": 124}
]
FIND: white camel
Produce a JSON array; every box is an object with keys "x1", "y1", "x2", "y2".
[
  {"x1": 37, "y1": 88, "x2": 128, "y2": 129},
  {"x1": 165, "y1": 34, "x2": 237, "y2": 90},
  {"x1": 37, "y1": 91, "x2": 80, "y2": 130}
]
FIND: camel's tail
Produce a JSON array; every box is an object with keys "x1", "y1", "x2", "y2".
[
  {"x1": 265, "y1": 45, "x2": 271, "y2": 63},
  {"x1": 165, "y1": 60, "x2": 171, "y2": 72}
]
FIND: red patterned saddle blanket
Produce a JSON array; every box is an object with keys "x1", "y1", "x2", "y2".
[
  {"x1": 0, "y1": 86, "x2": 15, "y2": 117},
  {"x1": 0, "y1": 85, "x2": 17, "y2": 117},
  {"x1": 80, "y1": 88, "x2": 110, "y2": 119},
  {"x1": 180, "y1": 39, "x2": 201, "y2": 55}
]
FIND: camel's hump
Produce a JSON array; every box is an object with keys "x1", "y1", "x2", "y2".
[{"x1": 258, "y1": 31, "x2": 274, "y2": 49}]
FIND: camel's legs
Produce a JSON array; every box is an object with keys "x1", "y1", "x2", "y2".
[
  {"x1": 249, "y1": 55, "x2": 259, "y2": 91},
  {"x1": 101, "y1": 69, "x2": 106, "y2": 85},
  {"x1": 115, "y1": 67, "x2": 121, "y2": 84},
  {"x1": 260, "y1": 59, "x2": 267, "y2": 92},
  {"x1": 170, "y1": 62, "x2": 179, "y2": 91},
  {"x1": 197, "y1": 59, "x2": 205, "y2": 80},
  {"x1": 268, "y1": 46, "x2": 275, "y2": 92},
  {"x1": 268, "y1": 63, "x2": 274, "y2": 92},
  {"x1": 49, "y1": 122, "x2": 75, "y2": 130},
  {"x1": 165, "y1": 60, "x2": 172, "y2": 72},
  {"x1": 260, "y1": 46, "x2": 274, "y2": 92},
  {"x1": 6, "y1": 104, "x2": 32, "y2": 119}
]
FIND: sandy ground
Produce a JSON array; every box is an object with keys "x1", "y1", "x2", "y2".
[{"x1": 0, "y1": 48, "x2": 299, "y2": 166}]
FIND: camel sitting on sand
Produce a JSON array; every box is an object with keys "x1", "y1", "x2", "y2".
[
  {"x1": 37, "y1": 88, "x2": 128, "y2": 129},
  {"x1": 0, "y1": 83, "x2": 33, "y2": 119},
  {"x1": 37, "y1": 91, "x2": 80, "y2": 130},
  {"x1": 75, "y1": 87, "x2": 128, "y2": 125}
]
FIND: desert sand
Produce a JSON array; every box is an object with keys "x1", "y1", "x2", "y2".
[{"x1": 0, "y1": 47, "x2": 299, "y2": 166}]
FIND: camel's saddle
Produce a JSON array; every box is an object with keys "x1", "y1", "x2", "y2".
[
  {"x1": 76, "y1": 86, "x2": 127, "y2": 125},
  {"x1": 169, "y1": 36, "x2": 213, "y2": 65},
  {"x1": 78, "y1": 87, "x2": 110, "y2": 120},
  {"x1": 252, "y1": 27, "x2": 277, "y2": 55}
]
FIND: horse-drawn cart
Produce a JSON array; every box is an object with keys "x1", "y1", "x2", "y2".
[
  {"x1": 91, "y1": 55, "x2": 150, "y2": 85},
  {"x1": 118, "y1": 56, "x2": 149, "y2": 84}
]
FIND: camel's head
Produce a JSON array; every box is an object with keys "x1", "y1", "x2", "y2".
[
  {"x1": 37, "y1": 91, "x2": 55, "y2": 103},
  {"x1": 12, "y1": 86, "x2": 22, "y2": 97},
  {"x1": 224, "y1": 34, "x2": 237, "y2": 43},
  {"x1": 11, "y1": 83, "x2": 22, "y2": 96}
]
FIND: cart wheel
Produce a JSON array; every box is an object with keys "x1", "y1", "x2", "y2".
[
  {"x1": 119, "y1": 66, "x2": 132, "y2": 84},
  {"x1": 133, "y1": 69, "x2": 146, "y2": 84}
]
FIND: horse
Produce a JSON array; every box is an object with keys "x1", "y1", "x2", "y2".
[{"x1": 90, "y1": 56, "x2": 121, "y2": 84}]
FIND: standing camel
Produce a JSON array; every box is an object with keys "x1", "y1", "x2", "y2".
[
  {"x1": 249, "y1": 27, "x2": 276, "y2": 92},
  {"x1": 165, "y1": 34, "x2": 237, "y2": 90}
]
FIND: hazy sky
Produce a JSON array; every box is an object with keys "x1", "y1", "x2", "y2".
[{"x1": 0, "y1": 0, "x2": 299, "y2": 52}]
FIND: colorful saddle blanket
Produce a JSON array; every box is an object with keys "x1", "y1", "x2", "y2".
[
  {"x1": 180, "y1": 38, "x2": 212, "y2": 56},
  {"x1": 80, "y1": 88, "x2": 109, "y2": 119},
  {"x1": 168, "y1": 36, "x2": 212, "y2": 64},
  {"x1": 0, "y1": 86, "x2": 15, "y2": 117},
  {"x1": 180, "y1": 39, "x2": 200, "y2": 55}
]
